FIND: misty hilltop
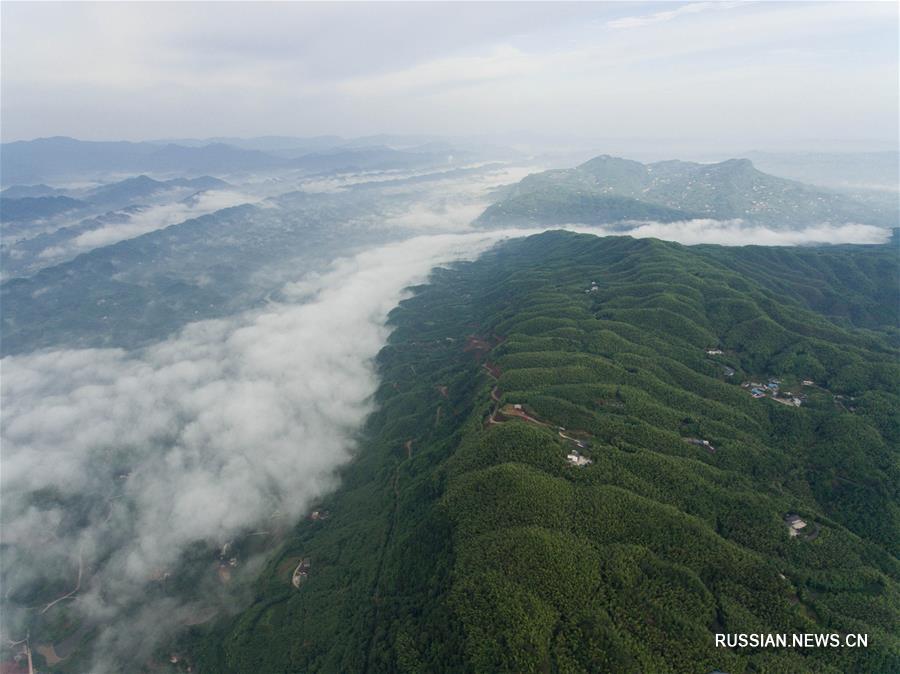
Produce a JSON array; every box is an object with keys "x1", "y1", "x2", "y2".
[{"x1": 477, "y1": 155, "x2": 899, "y2": 229}]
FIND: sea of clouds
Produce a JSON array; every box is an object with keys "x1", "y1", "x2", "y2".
[
  {"x1": 0, "y1": 183, "x2": 893, "y2": 667},
  {"x1": 599, "y1": 219, "x2": 892, "y2": 246},
  {"x1": 34, "y1": 190, "x2": 260, "y2": 265},
  {"x1": 0, "y1": 230, "x2": 515, "y2": 668}
]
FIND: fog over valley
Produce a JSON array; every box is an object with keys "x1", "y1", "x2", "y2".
[
  {"x1": 1, "y1": 155, "x2": 895, "y2": 668},
  {"x1": 1, "y1": 2, "x2": 898, "y2": 673},
  {"x1": 1, "y1": 230, "x2": 517, "y2": 668}
]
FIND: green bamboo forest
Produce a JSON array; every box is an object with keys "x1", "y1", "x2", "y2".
[{"x1": 185, "y1": 231, "x2": 899, "y2": 673}]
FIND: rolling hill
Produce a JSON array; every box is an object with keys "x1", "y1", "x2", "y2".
[
  {"x1": 477, "y1": 155, "x2": 897, "y2": 228},
  {"x1": 185, "y1": 231, "x2": 899, "y2": 674}
]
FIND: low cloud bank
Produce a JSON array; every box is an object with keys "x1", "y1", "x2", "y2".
[
  {"x1": 71, "y1": 190, "x2": 258, "y2": 251},
  {"x1": 0, "y1": 218, "x2": 889, "y2": 666},
  {"x1": 383, "y1": 200, "x2": 489, "y2": 230},
  {"x1": 27, "y1": 190, "x2": 259, "y2": 269},
  {"x1": 562, "y1": 219, "x2": 893, "y2": 246},
  {"x1": 377, "y1": 165, "x2": 536, "y2": 231},
  {"x1": 0, "y1": 230, "x2": 511, "y2": 669}
]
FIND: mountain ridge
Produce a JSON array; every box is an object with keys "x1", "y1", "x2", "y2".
[
  {"x1": 188, "y1": 231, "x2": 900, "y2": 674},
  {"x1": 477, "y1": 155, "x2": 897, "y2": 228}
]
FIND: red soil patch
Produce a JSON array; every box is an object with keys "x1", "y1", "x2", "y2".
[
  {"x1": 499, "y1": 404, "x2": 545, "y2": 426},
  {"x1": 36, "y1": 644, "x2": 62, "y2": 666},
  {"x1": 483, "y1": 362, "x2": 501, "y2": 379},
  {"x1": 464, "y1": 335, "x2": 492, "y2": 356},
  {"x1": 217, "y1": 565, "x2": 232, "y2": 584}
]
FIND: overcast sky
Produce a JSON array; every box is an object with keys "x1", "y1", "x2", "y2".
[{"x1": 1, "y1": 1, "x2": 897, "y2": 148}]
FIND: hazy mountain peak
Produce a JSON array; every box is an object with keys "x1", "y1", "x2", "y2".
[{"x1": 478, "y1": 153, "x2": 896, "y2": 228}]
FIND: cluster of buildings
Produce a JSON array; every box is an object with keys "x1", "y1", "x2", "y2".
[
  {"x1": 558, "y1": 427, "x2": 593, "y2": 466},
  {"x1": 746, "y1": 381, "x2": 777, "y2": 398},
  {"x1": 742, "y1": 379, "x2": 806, "y2": 407}
]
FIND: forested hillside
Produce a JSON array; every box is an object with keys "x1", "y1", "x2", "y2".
[
  {"x1": 476, "y1": 156, "x2": 898, "y2": 228},
  {"x1": 188, "y1": 232, "x2": 899, "y2": 673}
]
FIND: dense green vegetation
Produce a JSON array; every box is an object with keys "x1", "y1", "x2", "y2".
[
  {"x1": 475, "y1": 185, "x2": 696, "y2": 226},
  {"x1": 477, "y1": 155, "x2": 897, "y2": 228},
  {"x1": 693, "y1": 236, "x2": 900, "y2": 334},
  {"x1": 191, "y1": 231, "x2": 899, "y2": 673}
]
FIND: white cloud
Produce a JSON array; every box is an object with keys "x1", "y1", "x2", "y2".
[
  {"x1": 0, "y1": 214, "x2": 890, "y2": 665},
  {"x1": 338, "y1": 44, "x2": 534, "y2": 96},
  {"x1": 383, "y1": 200, "x2": 488, "y2": 231},
  {"x1": 378, "y1": 165, "x2": 537, "y2": 230},
  {"x1": 607, "y1": 2, "x2": 729, "y2": 30},
  {"x1": 0, "y1": 229, "x2": 515, "y2": 669},
  {"x1": 562, "y1": 219, "x2": 892, "y2": 246},
  {"x1": 1, "y1": 2, "x2": 894, "y2": 144},
  {"x1": 24, "y1": 191, "x2": 260, "y2": 268},
  {"x1": 75, "y1": 190, "x2": 258, "y2": 250}
]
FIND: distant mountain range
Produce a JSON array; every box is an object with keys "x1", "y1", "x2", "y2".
[
  {"x1": 0, "y1": 135, "x2": 510, "y2": 185},
  {"x1": 149, "y1": 133, "x2": 522, "y2": 160},
  {"x1": 83, "y1": 174, "x2": 231, "y2": 207},
  {"x1": 0, "y1": 183, "x2": 66, "y2": 198},
  {"x1": 0, "y1": 195, "x2": 86, "y2": 222},
  {"x1": 477, "y1": 155, "x2": 898, "y2": 228},
  {"x1": 0, "y1": 137, "x2": 279, "y2": 183},
  {"x1": 0, "y1": 174, "x2": 232, "y2": 225}
]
